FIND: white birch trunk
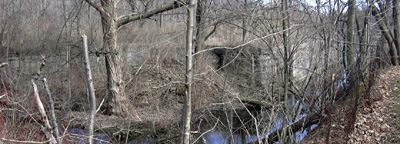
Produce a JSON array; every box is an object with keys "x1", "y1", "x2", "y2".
[{"x1": 82, "y1": 35, "x2": 96, "y2": 144}]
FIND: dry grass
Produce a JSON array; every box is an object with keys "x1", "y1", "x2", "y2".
[{"x1": 0, "y1": 102, "x2": 47, "y2": 143}]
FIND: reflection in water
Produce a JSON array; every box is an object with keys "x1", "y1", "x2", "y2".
[
  {"x1": 205, "y1": 125, "x2": 317, "y2": 144},
  {"x1": 204, "y1": 114, "x2": 318, "y2": 144},
  {"x1": 62, "y1": 128, "x2": 110, "y2": 144},
  {"x1": 205, "y1": 131, "x2": 243, "y2": 144},
  {"x1": 61, "y1": 121, "x2": 316, "y2": 144},
  {"x1": 61, "y1": 113, "x2": 318, "y2": 144}
]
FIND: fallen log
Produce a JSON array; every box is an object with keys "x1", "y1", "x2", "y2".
[
  {"x1": 240, "y1": 98, "x2": 273, "y2": 107},
  {"x1": 248, "y1": 113, "x2": 321, "y2": 144},
  {"x1": 64, "y1": 112, "x2": 154, "y2": 139}
]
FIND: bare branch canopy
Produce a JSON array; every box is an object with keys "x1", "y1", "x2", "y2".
[
  {"x1": 83, "y1": 0, "x2": 105, "y2": 15},
  {"x1": 117, "y1": 0, "x2": 189, "y2": 28}
]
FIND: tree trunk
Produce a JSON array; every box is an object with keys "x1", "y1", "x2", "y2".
[
  {"x1": 345, "y1": 0, "x2": 356, "y2": 84},
  {"x1": 356, "y1": 2, "x2": 370, "y2": 77},
  {"x1": 84, "y1": 0, "x2": 189, "y2": 117},
  {"x1": 82, "y1": 35, "x2": 97, "y2": 144},
  {"x1": 194, "y1": 0, "x2": 206, "y2": 62},
  {"x1": 242, "y1": 0, "x2": 248, "y2": 43},
  {"x1": 370, "y1": 0, "x2": 399, "y2": 65},
  {"x1": 179, "y1": 0, "x2": 195, "y2": 143},
  {"x1": 100, "y1": 0, "x2": 129, "y2": 117},
  {"x1": 281, "y1": 0, "x2": 291, "y2": 142},
  {"x1": 393, "y1": 0, "x2": 400, "y2": 63}
]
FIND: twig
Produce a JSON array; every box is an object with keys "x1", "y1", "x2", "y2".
[
  {"x1": 125, "y1": 122, "x2": 131, "y2": 144},
  {"x1": 192, "y1": 119, "x2": 219, "y2": 144},
  {"x1": 192, "y1": 25, "x2": 296, "y2": 56},
  {"x1": 96, "y1": 98, "x2": 105, "y2": 113},
  {"x1": 30, "y1": 56, "x2": 56, "y2": 144},
  {"x1": 0, "y1": 63, "x2": 8, "y2": 68},
  {"x1": 32, "y1": 56, "x2": 46, "y2": 80},
  {"x1": 43, "y1": 78, "x2": 62, "y2": 144},
  {"x1": 237, "y1": 95, "x2": 261, "y2": 144},
  {"x1": 151, "y1": 81, "x2": 185, "y2": 89},
  {"x1": 135, "y1": 58, "x2": 148, "y2": 75},
  {"x1": 1, "y1": 138, "x2": 55, "y2": 144},
  {"x1": 125, "y1": 58, "x2": 148, "y2": 87},
  {"x1": 1, "y1": 135, "x2": 67, "y2": 144},
  {"x1": 32, "y1": 79, "x2": 56, "y2": 144}
]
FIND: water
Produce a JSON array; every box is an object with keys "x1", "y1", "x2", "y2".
[
  {"x1": 62, "y1": 128, "x2": 158, "y2": 144},
  {"x1": 61, "y1": 128, "x2": 110, "y2": 144},
  {"x1": 204, "y1": 131, "x2": 246, "y2": 144},
  {"x1": 204, "y1": 125, "x2": 318, "y2": 144},
  {"x1": 204, "y1": 113, "x2": 318, "y2": 144},
  {"x1": 58, "y1": 111, "x2": 318, "y2": 144},
  {"x1": 126, "y1": 134, "x2": 157, "y2": 144}
]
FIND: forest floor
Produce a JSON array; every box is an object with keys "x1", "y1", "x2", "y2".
[{"x1": 302, "y1": 66, "x2": 400, "y2": 143}]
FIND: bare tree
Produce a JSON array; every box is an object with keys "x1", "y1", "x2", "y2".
[
  {"x1": 179, "y1": 0, "x2": 195, "y2": 143},
  {"x1": 83, "y1": 0, "x2": 189, "y2": 117},
  {"x1": 393, "y1": 0, "x2": 400, "y2": 62},
  {"x1": 345, "y1": 0, "x2": 356, "y2": 85},
  {"x1": 281, "y1": 0, "x2": 292, "y2": 142},
  {"x1": 369, "y1": 0, "x2": 399, "y2": 65},
  {"x1": 82, "y1": 35, "x2": 96, "y2": 144},
  {"x1": 194, "y1": 0, "x2": 206, "y2": 56}
]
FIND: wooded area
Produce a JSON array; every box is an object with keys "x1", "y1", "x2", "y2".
[{"x1": 0, "y1": 0, "x2": 400, "y2": 143}]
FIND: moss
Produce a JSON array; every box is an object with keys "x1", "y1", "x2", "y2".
[
  {"x1": 394, "y1": 89, "x2": 400, "y2": 94},
  {"x1": 389, "y1": 79, "x2": 400, "y2": 143},
  {"x1": 391, "y1": 78, "x2": 400, "y2": 113},
  {"x1": 338, "y1": 83, "x2": 366, "y2": 106},
  {"x1": 393, "y1": 79, "x2": 400, "y2": 94},
  {"x1": 339, "y1": 94, "x2": 354, "y2": 106},
  {"x1": 393, "y1": 98, "x2": 400, "y2": 114},
  {"x1": 359, "y1": 83, "x2": 366, "y2": 92}
]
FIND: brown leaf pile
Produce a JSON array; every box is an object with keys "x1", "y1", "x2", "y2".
[{"x1": 302, "y1": 66, "x2": 400, "y2": 144}]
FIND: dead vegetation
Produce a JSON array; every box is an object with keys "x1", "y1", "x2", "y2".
[
  {"x1": 302, "y1": 66, "x2": 400, "y2": 143},
  {"x1": 1, "y1": 0, "x2": 400, "y2": 143}
]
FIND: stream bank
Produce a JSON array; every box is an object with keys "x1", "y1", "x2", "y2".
[
  {"x1": 301, "y1": 66, "x2": 400, "y2": 143},
  {"x1": 64, "y1": 96, "x2": 318, "y2": 144}
]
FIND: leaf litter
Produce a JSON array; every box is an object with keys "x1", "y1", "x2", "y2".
[{"x1": 302, "y1": 66, "x2": 400, "y2": 143}]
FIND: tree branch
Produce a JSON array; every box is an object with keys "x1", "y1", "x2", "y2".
[
  {"x1": 117, "y1": 0, "x2": 189, "y2": 28},
  {"x1": 370, "y1": 0, "x2": 399, "y2": 65},
  {"x1": 84, "y1": 0, "x2": 105, "y2": 15},
  {"x1": 0, "y1": 63, "x2": 8, "y2": 68},
  {"x1": 32, "y1": 80, "x2": 56, "y2": 144},
  {"x1": 204, "y1": 23, "x2": 219, "y2": 42},
  {"x1": 42, "y1": 78, "x2": 61, "y2": 144}
]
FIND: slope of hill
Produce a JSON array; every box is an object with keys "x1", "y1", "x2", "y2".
[{"x1": 302, "y1": 66, "x2": 400, "y2": 143}]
